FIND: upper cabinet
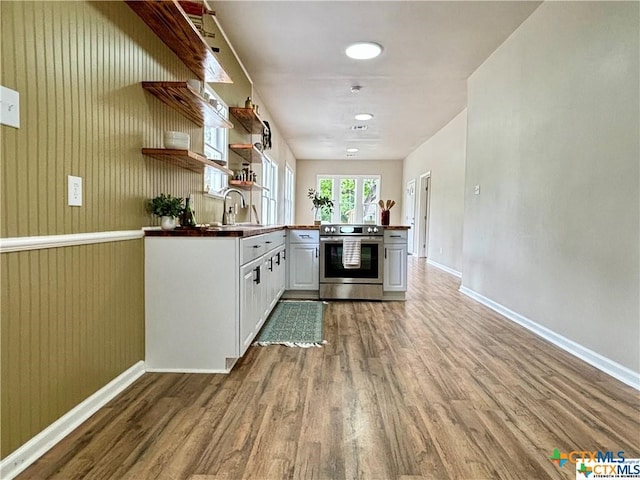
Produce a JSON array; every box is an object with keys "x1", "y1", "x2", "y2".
[
  {"x1": 126, "y1": 0, "x2": 232, "y2": 83},
  {"x1": 230, "y1": 107, "x2": 266, "y2": 134}
]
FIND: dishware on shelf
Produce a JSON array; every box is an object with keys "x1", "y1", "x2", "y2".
[
  {"x1": 163, "y1": 131, "x2": 190, "y2": 149},
  {"x1": 186, "y1": 79, "x2": 202, "y2": 94}
]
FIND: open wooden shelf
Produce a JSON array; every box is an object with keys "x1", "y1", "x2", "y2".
[
  {"x1": 229, "y1": 180, "x2": 266, "y2": 191},
  {"x1": 142, "y1": 148, "x2": 233, "y2": 175},
  {"x1": 229, "y1": 107, "x2": 266, "y2": 134},
  {"x1": 229, "y1": 144, "x2": 264, "y2": 164},
  {"x1": 142, "y1": 82, "x2": 233, "y2": 128},
  {"x1": 126, "y1": 0, "x2": 232, "y2": 83}
]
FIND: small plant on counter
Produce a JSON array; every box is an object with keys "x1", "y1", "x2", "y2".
[
  {"x1": 149, "y1": 194, "x2": 184, "y2": 230},
  {"x1": 308, "y1": 188, "x2": 334, "y2": 224}
]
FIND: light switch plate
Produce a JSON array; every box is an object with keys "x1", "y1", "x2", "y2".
[
  {"x1": 474, "y1": 184, "x2": 481, "y2": 195},
  {"x1": 0, "y1": 86, "x2": 20, "y2": 128},
  {"x1": 68, "y1": 176, "x2": 82, "y2": 206}
]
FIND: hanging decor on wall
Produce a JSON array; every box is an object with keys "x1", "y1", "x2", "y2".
[{"x1": 262, "y1": 120, "x2": 272, "y2": 150}]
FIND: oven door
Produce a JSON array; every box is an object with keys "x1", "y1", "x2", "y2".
[{"x1": 319, "y1": 236, "x2": 383, "y2": 284}]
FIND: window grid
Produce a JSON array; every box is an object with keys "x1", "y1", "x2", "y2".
[{"x1": 317, "y1": 175, "x2": 380, "y2": 224}]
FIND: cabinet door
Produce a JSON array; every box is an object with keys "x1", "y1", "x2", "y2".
[
  {"x1": 384, "y1": 244, "x2": 408, "y2": 291},
  {"x1": 261, "y1": 254, "x2": 275, "y2": 323},
  {"x1": 289, "y1": 243, "x2": 319, "y2": 290},
  {"x1": 276, "y1": 246, "x2": 286, "y2": 299},
  {"x1": 240, "y1": 258, "x2": 262, "y2": 354}
]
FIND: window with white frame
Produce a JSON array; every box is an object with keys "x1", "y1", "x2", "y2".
[
  {"x1": 284, "y1": 165, "x2": 294, "y2": 224},
  {"x1": 203, "y1": 86, "x2": 229, "y2": 196},
  {"x1": 317, "y1": 175, "x2": 380, "y2": 223},
  {"x1": 261, "y1": 155, "x2": 278, "y2": 225}
]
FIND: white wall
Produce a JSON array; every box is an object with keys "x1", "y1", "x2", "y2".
[
  {"x1": 463, "y1": 2, "x2": 639, "y2": 372},
  {"x1": 251, "y1": 90, "x2": 297, "y2": 224},
  {"x1": 403, "y1": 110, "x2": 467, "y2": 271},
  {"x1": 295, "y1": 160, "x2": 403, "y2": 225}
]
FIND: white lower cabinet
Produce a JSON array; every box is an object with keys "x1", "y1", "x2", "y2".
[
  {"x1": 145, "y1": 229, "x2": 286, "y2": 373},
  {"x1": 287, "y1": 230, "x2": 320, "y2": 292},
  {"x1": 289, "y1": 244, "x2": 319, "y2": 289},
  {"x1": 383, "y1": 230, "x2": 408, "y2": 298}
]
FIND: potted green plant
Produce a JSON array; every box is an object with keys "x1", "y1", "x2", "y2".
[
  {"x1": 149, "y1": 193, "x2": 184, "y2": 230},
  {"x1": 307, "y1": 188, "x2": 334, "y2": 225}
]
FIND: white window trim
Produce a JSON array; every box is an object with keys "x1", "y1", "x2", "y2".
[
  {"x1": 317, "y1": 174, "x2": 381, "y2": 224},
  {"x1": 203, "y1": 85, "x2": 229, "y2": 198}
]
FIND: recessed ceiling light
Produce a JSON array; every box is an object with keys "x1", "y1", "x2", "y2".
[
  {"x1": 346, "y1": 148, "x2": 359, "y2": 153},
  {"x1": 354, "y1": 113, "x2": 374, "y2": 121},
  {"x1": 345, "y1": 42, "x2": 383, "y2": 60},
  {"x1": 350, "y1": 85, "x2": 362, "y2": 94}
]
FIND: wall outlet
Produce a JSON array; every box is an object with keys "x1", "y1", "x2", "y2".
[
  {"x1": 474, "y1": 184, "x2": 481, "y2": 195},
  {"x1": 68, "y1": 176, "x2": 82, "y2": 206},
  {"x1": 0, "y1": 85, "x2": 20, "y2": 128}
]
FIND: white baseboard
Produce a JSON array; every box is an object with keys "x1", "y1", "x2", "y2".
[
  {"x1": 426, "y1": 258, "x2": 462, "y2": 278},
  {"x1": 459, "y1": 286, "x2": 640, "y2": 391},
  {"x1": 0, "y1": 361, "x2": 146, "y2": 480},
  {"x1": 145, "y1": 367, "x2": 230, "y2": 374}
]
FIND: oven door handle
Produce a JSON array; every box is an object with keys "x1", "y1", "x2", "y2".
[{"x1": 320, "y1": 237, "x2": 383, "y2": 243}]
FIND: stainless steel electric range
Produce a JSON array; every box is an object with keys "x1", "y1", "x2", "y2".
[{"x1": 319, "y1": 224, "x2": 384, "y2": 300}]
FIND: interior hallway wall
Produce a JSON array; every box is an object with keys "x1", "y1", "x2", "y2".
[
  {"x1": 463, "y1": 1, "x2": 639, "y2": 372},
  {"x1": 402, "y1": 110, "x2": 467, "y2": 272}
]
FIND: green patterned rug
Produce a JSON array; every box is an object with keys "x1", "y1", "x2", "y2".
[{"x1": 253, "y1": 301, "x2": 326, "y2": 348}]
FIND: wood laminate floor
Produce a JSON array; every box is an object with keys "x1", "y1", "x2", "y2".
[{"x1": 18, "y1": 258, "x2": 640, "y2": 479}]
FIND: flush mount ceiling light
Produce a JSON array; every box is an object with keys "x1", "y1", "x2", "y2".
[
  {"x1": 345, "y1": 42, "x2": 383, "y2": 60},
  {"x1": 354, "y1": 113, "x2": 374, "y2": 121},
  {"x1": 346, "y1": 148, "x2": 359, "y2": 153}
]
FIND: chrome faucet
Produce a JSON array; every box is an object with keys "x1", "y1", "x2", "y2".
[{"x1": 221, "y1": 188, "x2": 246, "y2": 225}]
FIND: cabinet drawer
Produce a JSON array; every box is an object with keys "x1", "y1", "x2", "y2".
[
  {"x1": 241, "y1": 235, "x2": 266, "y2": 265},
  {"x1": 264, "y1": 230, "x2": 286, "y2": 252},
  {"x1": 289, "y1": 230, "x2": 319, "y2": 244},
  {"x1": 384, "y1": 230, "x2": 408, "y2": 244}
]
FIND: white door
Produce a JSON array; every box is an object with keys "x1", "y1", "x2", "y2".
[
  {"x1": 405, "y1": 180, "x2": 416, "y2": 254},
  {"x1": 417, "y1": 173, "x2": 431, "y2": 258}
]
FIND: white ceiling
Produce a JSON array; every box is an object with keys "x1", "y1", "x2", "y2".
[{"x1": 215, "y1": 1, "x2": 541, "y2": 161}]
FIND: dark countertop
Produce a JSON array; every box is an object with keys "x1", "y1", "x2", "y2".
[
  {"x1": 145, "y1": 225, "x2": 286, "y2": 238},
  {"x1": 145, "y1": 224, "x2": 409, "y2": 237}
]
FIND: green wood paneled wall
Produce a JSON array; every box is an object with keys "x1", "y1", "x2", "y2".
[
  {"x1": 0, "y1": 0, "x2": 251, "y2": 457},
  {"x1": 1, "y1": 241, "x2": 144, "y2": 457}
]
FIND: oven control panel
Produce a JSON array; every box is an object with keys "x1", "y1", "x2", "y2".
[{"x1": 320, "y1": 224, "x2": 383, "y2": 236}]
